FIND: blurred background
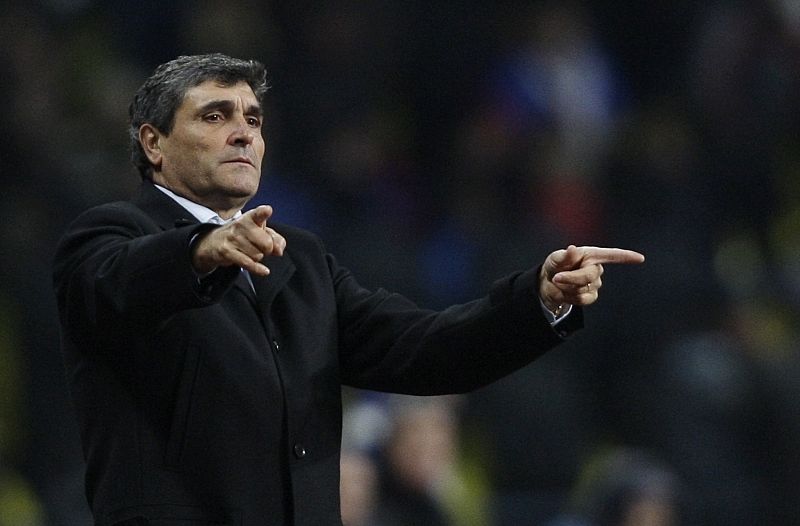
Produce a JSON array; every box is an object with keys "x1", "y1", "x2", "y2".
[{"x1": 2, "y1": 1, "x2": 800, "y2": 525}]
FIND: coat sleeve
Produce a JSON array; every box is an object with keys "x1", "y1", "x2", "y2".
[
  {"x1": 329, "y1": 253, "x2": 583, "y2": 395},
  {"x1": 52, "y1": 202, "x2": 238, "y2": 344}
]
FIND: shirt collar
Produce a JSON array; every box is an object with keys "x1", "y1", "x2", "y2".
[{"x1": 154, "y1": 184, "x2": 242, "y2": 224}]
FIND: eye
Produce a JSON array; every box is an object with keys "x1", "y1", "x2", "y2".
[
  {"x1": 204, "y1": 113, "x2": 223, "y2": 122},
  {"x1": 246, "y1": 116, "x2": 262, "y2": 127}
]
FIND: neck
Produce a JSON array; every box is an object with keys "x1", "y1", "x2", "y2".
[{"x1": 150, "y1": 177, "x2": 246, "y2": 220}]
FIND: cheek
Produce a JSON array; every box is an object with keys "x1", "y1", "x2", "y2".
[
  {"x1": 192, "y1": 138, "x2": 214, "y2": 155},
  {"x1": 249, "y1": 139, "x2": 266, "y2": 169},
  {"x1": 169, "y1": 135, "x2": 208, "y2": 162}
]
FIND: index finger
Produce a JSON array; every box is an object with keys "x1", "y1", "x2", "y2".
[
  {"x1": 243, "y1": 205, "x2": 273, "y2": 228},
  {"x1": 581, "y1": 247, "x2": 645, "y2": 265}
]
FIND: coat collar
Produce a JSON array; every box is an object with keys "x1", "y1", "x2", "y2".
[{"x1": 132, "y1": 180, "x2": 198, "y2": 231}]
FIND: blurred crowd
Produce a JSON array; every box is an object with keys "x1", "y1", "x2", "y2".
[{"x1": 2, "y1": 1, "x2": 800, "y2": 525}]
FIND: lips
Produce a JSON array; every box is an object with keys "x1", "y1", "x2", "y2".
[{"x1": 224, "y1": 156, "x2": 254, "y2": 167}]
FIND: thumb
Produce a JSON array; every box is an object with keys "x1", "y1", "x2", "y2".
[
  {"x1": 246, "y1": 205, "x2": 273, "y2": 228},
  {"x1": 550, "y1": 244, "x2": 582, "y2": 272}
]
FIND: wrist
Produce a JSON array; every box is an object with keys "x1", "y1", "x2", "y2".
[
  {"x1": 189, "y1": 231, "x2": 218, "y2": 275},
  {"x1": 539, "y1": 267, "x2": 562, "y2": 314}
]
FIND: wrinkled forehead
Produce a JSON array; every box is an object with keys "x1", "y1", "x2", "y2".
[{"x1": 181, "y1": 79, "x2": 261, "y2": 109}]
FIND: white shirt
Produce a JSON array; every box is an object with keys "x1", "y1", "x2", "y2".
[{"x1": 154, "y1": 184, "x2": 241, "y2": 225}]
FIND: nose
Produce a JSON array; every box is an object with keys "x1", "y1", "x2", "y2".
[{"x1": 228, "y1": 116, "x2": 256, "y2": 147}]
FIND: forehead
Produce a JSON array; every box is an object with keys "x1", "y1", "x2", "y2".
[{"x1": 180, "y1": 80, "x2": 260, "y2": 110}]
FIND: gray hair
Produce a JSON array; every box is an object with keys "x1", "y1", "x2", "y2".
[{"x1": 128, "y1": 53, "x2": 268, "y2": 179}]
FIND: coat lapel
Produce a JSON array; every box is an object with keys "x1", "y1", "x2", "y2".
[{"x1": 252, "y1": 252, "x2": 295, "y2": 314}]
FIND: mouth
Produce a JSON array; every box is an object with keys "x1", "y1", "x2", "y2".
[{"x1": 224, "y1": 157, "x2": 255, "y2": 167}]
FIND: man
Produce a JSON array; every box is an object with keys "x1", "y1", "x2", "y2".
[{"x1": 53, "y1": 54, "x2": 644, "y2": 526}]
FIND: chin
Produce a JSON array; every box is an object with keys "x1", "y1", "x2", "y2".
[{"x1": 225, "y1": 172, "x2": 261, "y2": 195}]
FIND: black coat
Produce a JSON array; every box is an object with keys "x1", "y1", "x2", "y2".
[{"x1": 52, "y1": 181, "x2": 581, "y2": 526}]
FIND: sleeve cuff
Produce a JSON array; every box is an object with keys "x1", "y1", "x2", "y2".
[{"x1": 540, "y1": 299, "x2": 573, "y2": 325}]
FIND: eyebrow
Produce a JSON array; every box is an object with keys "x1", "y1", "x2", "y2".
[{"x1": 196, "y1": 99, "x2": 263, "y2": 118}]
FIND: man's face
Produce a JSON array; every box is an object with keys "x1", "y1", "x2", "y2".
[{"x1": 149, "y1": 80, "x2": 265, "y2": 217}]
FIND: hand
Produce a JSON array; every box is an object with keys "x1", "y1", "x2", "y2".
[
  {"x1": 539, "y1": 245, "x2": 645, "y2": 314},
  {"x1": 191, "y1": 205, "x2": 286, "y2": 277}
]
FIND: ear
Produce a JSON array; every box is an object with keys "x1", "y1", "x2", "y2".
[{"x1": 139, "y1": 124, "x2": 164, "y2": 171}]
